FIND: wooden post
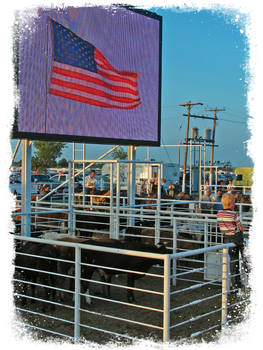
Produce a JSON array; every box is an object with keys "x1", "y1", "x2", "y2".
[
  {"x1": 179, "y1": 101, "x2": 203, "y2": 192},
  {"x1": 205, "y1": 107, "x2": 225, "y2": 182}
]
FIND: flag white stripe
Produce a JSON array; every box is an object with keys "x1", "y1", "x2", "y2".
[
  {"x1": 52, "y1": 64, "x2": 137, "y2": 92},
  {"x1": 53, "y1": 61, "x2": 138, "y2": 89},
  {"x1": 94, "y1": 58, "x2": 138, "y2": 84},
  {"x1": 51, "y1": 73, "x2": 139, "y2": 100},
  {"x1": 50, "y1": 83, "x2": 140, "y2": 108}
]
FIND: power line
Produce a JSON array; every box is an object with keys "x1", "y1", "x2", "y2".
[
  {"x1": 179, "y1": 101, "x2": 203, "y2": 192},
  {"x1": 161, "y1": 138, "x2": 173, "y2": 163},
  {"x1": 205, "y1": 107, "x2": 225, "y2": 177},
  {"x1": 219, "y1": 118, "x2": 247, "y2": 124}
]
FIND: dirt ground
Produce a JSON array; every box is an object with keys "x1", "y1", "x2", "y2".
[{"x1": 14, "y1": 265, "x2": 250, "y2": 346}]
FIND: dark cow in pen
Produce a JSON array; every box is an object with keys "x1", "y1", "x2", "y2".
[
  {"x1": 13, "y1": 240, "x2": 58, "y2": 312},
  {"x1": 55, "y1": 236, "x2": 169, "y2": 304}
]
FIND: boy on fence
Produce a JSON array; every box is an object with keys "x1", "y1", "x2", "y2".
[{"x1": 216, "y1": 193, "x2": 249, "y2": 290}]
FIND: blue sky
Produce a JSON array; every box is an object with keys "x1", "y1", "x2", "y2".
[
  {"x1": 11, "y1": 6, "x2": 252, "y2": 168},
  {"x1": 151, "y1": 7, "x2": 252, "y2": 167}
]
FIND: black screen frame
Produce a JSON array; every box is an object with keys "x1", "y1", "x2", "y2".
[{"x1": 11, "y1": 5, "x2": 162, "y2": 147}]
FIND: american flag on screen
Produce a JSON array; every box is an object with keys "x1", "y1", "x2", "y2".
[{"x1": 49, "y1": 19, "x2": 141, "y2": 109}]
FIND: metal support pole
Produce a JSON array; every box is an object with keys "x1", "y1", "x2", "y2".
[
  {"x1": 82, "y1": 144, "x2": 86, "y2": 207},
  {"x1": 199, "y1": 146, "x2": 202, "y2": 201},
  {"x1": 172, "y1": 218, "x2": 178, "y2": 286},
  {"x1": 146, "y1": 146, "x2": 150, "y2": 161},
  {"x1": 10, "y1": 139, "x2": 21, "y2": 169},
  {"x1": 155, "y1": 164, "x2": 161, "y2": 244},
  {"x1": 74, "y1": 246, "x2": 81, "y2": 342},
  {"x1": 68, "y1": 161, "x2": 74, "y2": 235},
  {"x1": 182, "y1": 105, "x2": 191, "y2": 193},
  {"x1": 128, "y1": 146, "x2": 136, "y2": 227},
  {"x1": 189, "y1": 140, "x2": 192, "y2": 195},
  {"x1": 204, "y1": 141, "x2": 206, "y2": 174},
  {"x1": 109, "y1": 162, "x2": 114, "y2": 236},
  {"x1": 72, "y1": 143, "x2": 75, "y2": 198},
  {"x1": 204, "y1": 220, "x2": 208, "y2": 248},
  {"x1": 163, "y1": 254, "x2": 171, "y2": 342},
  {"x1": 115, "y1": 162, "x2": 120, "y2": 239},
  {"x1": 221, "y1": 247, "x2": 230, "y2": 328},
  {"x1": 21, "y1": 139, "x2": 32, "y2": 237}
]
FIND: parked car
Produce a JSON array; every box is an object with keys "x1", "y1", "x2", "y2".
[
  {"x1": 9, "y1": 174, "x2": 61, "y2": 196},
  {"x1": 49, "y1": 174, "x2": 68, "y2": 184},
  {"x1": 49, "y1": 173, "x2": 82, "y2": 193}
]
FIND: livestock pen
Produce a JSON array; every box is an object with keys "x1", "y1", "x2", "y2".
[
  {"x1": 13, "y1": 235, "x2": 250, "y2": 344},
  {"x1": 11, "y1": 159, "x2": 252, "y2": 344}
]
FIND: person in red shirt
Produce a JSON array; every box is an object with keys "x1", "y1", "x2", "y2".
[{"x1": 217, "y1": 193, "x2": 248, "y2": 290}]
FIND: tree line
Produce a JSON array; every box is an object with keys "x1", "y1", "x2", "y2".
[{"x1": 13, "y1": 141, "x2": 128, "y2": 173}]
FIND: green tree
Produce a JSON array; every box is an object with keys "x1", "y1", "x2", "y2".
[
  {"x1": 57, "y1": 158, "x2": 68, "y2": 168},
  {"x1": 111, "y1": 147, "x2": 128, "y2": 160},
  {"x1": 32, "y1": 141, "x2": 66, "y2": 173}
]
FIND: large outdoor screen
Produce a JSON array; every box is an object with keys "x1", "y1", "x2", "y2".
[{"x1": 12, "y1": 6, "x2": 162, "y2": 146}]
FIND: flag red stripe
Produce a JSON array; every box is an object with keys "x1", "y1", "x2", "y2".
[
  {"x1": 52, "y1": 72, "x2": 138, "y2": 98},
  {"x1": 96, "y1": 68, "x2": 137, "y2": 87},
  {"x1": 94, "y1": 48, "x2": 138, "y2": 79},
  {"x1": 50, "y1": 83, "x2": 140, "y2": 107},
  {"x1": 51, "y1": 77, "x2": 140, "y2": 103},
  {"x1": 50, "y1": 89, "x2": 141, "y2": 109},
  {"x1": 52, "y1": 66, "x2": 138, "y2": 95},
  {"x1": 94, "y1": 49, "x2": 113, "y2": 70}
]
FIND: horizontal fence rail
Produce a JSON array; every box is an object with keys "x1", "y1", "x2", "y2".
[
  {"x1": 11, "y1": 159, "x2": 252, "y2": 344},
  {"x1": 12, "y1": 235, "x2": 250, "y2": 344}
]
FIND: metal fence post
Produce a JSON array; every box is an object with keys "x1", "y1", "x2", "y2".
[
  {"x1": 115, "y1": 162, "x2": 120, "y2": 239},
  {"x1": 221, "y1": 247, "x2": 230, "y2": 328},
  {"x1": 109, "y1": 162, "x2": 114, "y2": 237},
  {"x1": 172, "y1": 218, "x2": 177, "y2": 286},
  {"x1": 204, "y1": 220, "x2": 208, "y2": 248},
  {"x1": 74, "y1": 246, "x2": 81, "y2": 342},
  {"x1": 170, "y1": 204, "x2": 174, "y2": 226},
  {"x1": 163, "y1": 254, "x2": 171, "y2": 342},
  {"x1": 155, "y1": 164, "x2": 161, "y2": 244},
  {"x1": 68, "y1": 161, "x2": 74, "y2": 236}
]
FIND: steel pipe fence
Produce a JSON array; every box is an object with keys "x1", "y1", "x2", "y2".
[
  {"x1": 12, "y1": 235, "x2": 250, "y2": 344},
  {"x1": 12, "y1": 202, "x2": 251, "y2": 271},
  {"x1": 11, "y1": 184, "x2": 252, "y2": 245},
  {"x1": 11, "y1": 205, "x2": 70, "y2": 237}
]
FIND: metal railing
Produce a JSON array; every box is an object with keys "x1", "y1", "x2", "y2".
[{"x1": 13, "y1": 235, "x2": 250, "y2": 344}]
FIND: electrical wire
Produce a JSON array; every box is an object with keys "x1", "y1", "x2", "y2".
[{"x1": 161, "y1": 137, "x2": 173, "y2": 163}]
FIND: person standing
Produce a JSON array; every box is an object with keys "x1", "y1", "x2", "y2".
[
  {"x1": 201, "y1": 188, "x2": 213, "y2": 214},
  {"x1": 85, "y1": 170, "x2": 98, "y2": 203},
  {"x1": 227, "y1": 180, "x2": 234, "y2": 193},
  {"x1": 149, "y1": 172, "x2": 158, "y2": 196},
  {"x1": 161, "y1": 178, "x2": 168, "y2": 197},
  {"x1": 211, "y1": 189, "x2": 223, "y2": 213},
  {"x1": 168, "y1": 181, "x2": 175, "y2": 198},
  {"x1": 85, "y1": 170, "x2": 97, "y2": 190},
  {"x1": 174, "y1": 181, "x2": 181, "y2": 195},
  {"x1": 141, "y1": 179, "x2": 149, "y2": 197},
  {"x1": 217, "y1": 193, "x2": 249, "y2": 290}
]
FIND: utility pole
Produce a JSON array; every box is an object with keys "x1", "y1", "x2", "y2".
[
  {"x1": 205, "y1": 107, "x2": 225, "y2": 182},
  {"x1": 179, "y1": 101, "x2": 203, "y2": 192}
]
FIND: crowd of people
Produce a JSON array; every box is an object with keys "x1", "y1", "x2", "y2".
[
  {"x1": 200, "y1": 179, "x2": 237, "y2": 214},
  {"x1": 83, "y1": 170, "x2": 183, "y2": 200},
  {"x1": 136, "y1": 172, "x2": 182, "y2": 198}
]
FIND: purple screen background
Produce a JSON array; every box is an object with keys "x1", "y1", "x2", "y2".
[{"x1": 18, "y1": 6, "x2": 161, "y2": 144}]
